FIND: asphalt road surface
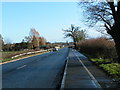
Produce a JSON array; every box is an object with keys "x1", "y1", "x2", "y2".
[{"x1": 2, "y1": 48, "x2": 69, "y2": 88}]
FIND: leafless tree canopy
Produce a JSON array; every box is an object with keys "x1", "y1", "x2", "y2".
[
  {"x1": 63, "y1": 24, "x2": 86, "y2": 48},
  {"x1": 79, "y1": 0, "x2": 120, "y2": 63},
  {"x1": 79, "y1": 1, "x2": 120, "y2": 33}
]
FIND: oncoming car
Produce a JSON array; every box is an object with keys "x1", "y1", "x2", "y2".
[{"x1": 52, "y1": 47, "x2": 58, "y2": 51}]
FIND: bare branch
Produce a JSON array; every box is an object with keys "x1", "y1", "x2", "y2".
[
  {"x1": 104, "y1": 23, "x2": 111, "y2": 31},
  {"x1": 96, "y1": 29, "x2": 111, "y2": 36},
  {"x1": 97, "y1": 14, "x2": 112, "y2": 29}
]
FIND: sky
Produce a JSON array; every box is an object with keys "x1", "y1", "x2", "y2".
[{"x1": 2, "y1": 1, "x2": 102, "y2": 43}]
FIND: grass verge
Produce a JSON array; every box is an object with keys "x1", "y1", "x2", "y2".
[
  {"x1": 99, "y1": 63, "x2": 120, "y2": 80},
  {"x1": 91, "y1": 58, "x2": 120, "y2": 80},
  {"x1": 1, "y1": 50, "x2": 50, "y2": 63},
  {"x1": 91, "y1": 58, "x2": 112, "y2": 64},
  {"x1": 82, "y1": 53, "x2": 120, "y2": 81}
]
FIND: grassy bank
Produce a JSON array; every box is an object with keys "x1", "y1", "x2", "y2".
[
  {"x1": 1, "y1": 50, "x2": 50, "y2": 63},
  {"x1": 2, "y1": 51, "x2": 29, "y2": 59},
  {"x1": 88, "y1": 57, "x2": 120, "y2": 80},
  {"x1": 99, "y1": 63, "x2": 120, "y2": 80}
]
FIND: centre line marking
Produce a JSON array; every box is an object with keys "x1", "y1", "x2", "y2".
[{"x1": 16, "y1": 65, "x2": 27, "y2": 70}]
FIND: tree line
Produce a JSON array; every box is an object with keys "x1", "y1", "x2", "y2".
[{"x1": 0, "y1": 28, "x2": 47, "y2": 51}]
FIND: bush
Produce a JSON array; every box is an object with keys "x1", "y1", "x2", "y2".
[
  {"x1": 91, "y1": 58, "x2": 111, "y2": 64},
  {"x1": 77, "y1": 38, "x2": 117, "y2": 60}
]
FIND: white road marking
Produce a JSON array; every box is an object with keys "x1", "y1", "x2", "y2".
[
  {"x1": 16, "y1": 65, "x2": 27, "y2": 70},
  {"x1": 74, "y1": 51, "x2": 102, "y2": 88},
  {"x1": 60, "y1": 57, "x2": 69, "y2": 89}
]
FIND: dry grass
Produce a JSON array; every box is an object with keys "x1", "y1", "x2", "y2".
[
  {"x1": 2, "y1": 51, "x2": 30, "y2": 59},
  {"x1": 1, "y1": 50, "x2": 50, "y2": 63}
]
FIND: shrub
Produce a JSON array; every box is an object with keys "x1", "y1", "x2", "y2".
[
  {"x1": 77, "y1": 38, "x2": 117, "y2": 60},
  {"x1": 91, "y1": 58, "x2": 111, "y2": 64}
]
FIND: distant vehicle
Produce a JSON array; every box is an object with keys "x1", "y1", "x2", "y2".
[{"x1": 52, "y1": 47, "x2": 58, "y2": 51}]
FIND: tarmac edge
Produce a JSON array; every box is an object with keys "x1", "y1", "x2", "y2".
[{"x1": 60, "y1": 56, "x2": 69, "y2": 90}]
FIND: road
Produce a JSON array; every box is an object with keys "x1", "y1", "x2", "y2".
[{"x1": 2, "y1": 48, "x2": 69, "y2": 88}]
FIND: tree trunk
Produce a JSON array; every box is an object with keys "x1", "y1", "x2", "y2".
[
  {"x1": 73, "y1": 42, "x2": 76, "y2": 49},
  {"x1": 113, "y1": 36, "x2": 120, "y2": 63},
  {"x1": 73, "y1": 38, "x2": 77, "y2": 49},
  {"x1": 108, "y1": 24, "x2": 120, "y2": 63}
]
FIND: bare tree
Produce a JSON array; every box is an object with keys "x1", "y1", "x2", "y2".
[
  {"x1": 30, "y1": 28, "x2": 40, "y2": 40},
  {"x1": 32, "y1": 35, "x2": 39, "y2": 49},
  {"x1": 63, "y1": 24, "x2": 86, "y2": 48},
  {"x1": 24, "y1": 28, "x2": 40, "y2": 49},
  {"x1": 79, "y1": 0, "x2": 120, "y2": 63},
  {"x1": 39, "y1": 37, "x2": 46, "y2": 46},
  {"x1": 30, "y1": 28, "x2": 40, "y2": 48},
  {"x1": 24, "y1": 28, "x2": 46, "y2": 49},
  {"x1": 24, "y1": 36, "x2": 32, "y2": 43}
]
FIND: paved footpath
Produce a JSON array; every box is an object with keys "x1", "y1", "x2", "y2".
[{"x1": 62, "y1": 48, "x2": 118, "y2": 89}]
